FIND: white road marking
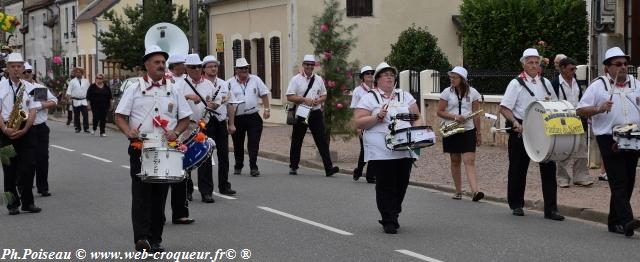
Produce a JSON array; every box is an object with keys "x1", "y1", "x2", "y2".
[
  {"x1": 395, "y1": 250, "x2": 444, "y2": 262},
  {"x1": 193, "y1": 186, "x2": 237, "y2": 200},
  {"x1": 81, "y1": 153, "x2": 112, "y2": 163},
  {"x1": 50, "y1": 145, "x2": 74, "y2": 152},
  {"x1": 121, "y1": 165, "x2": 130, "y2": 169},
  {"x1": 257, "y1": 206, "x2": 353, "y2": 236}
]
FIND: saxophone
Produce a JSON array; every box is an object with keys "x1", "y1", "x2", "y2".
[
  {"x1": 440, "y1": 109, "x2": 483, "y2": 138},
  {"x1": 7, "y1": 82, "x2": 28, "y2": 129}
]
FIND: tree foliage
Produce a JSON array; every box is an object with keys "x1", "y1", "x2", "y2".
[
  {"x1": 309, "y1": 0, "x2": 359, "y2": 139},
  {"x1": 385, "y1": 25, "x2": 452, "y2": 73},
  {"x1": 97, "y1": 1, "x2": 189, "y2": 70},
  {"x1": 460, "y1": 0, "x2": 588, "y2": 70}
]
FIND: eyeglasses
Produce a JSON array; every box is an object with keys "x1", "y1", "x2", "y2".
[
  {"x1": 23, "y1": 70, "x2": 32, "y2": 74},
  {"x1": 610, "y1": 62, "x2": 628, "y2": 67},
  {"x1": 204, "y1": 65, "x2": 218, "y2": 69},
  {"x1": 237, "y1": 67, "x2": 249, "y2": 70},
  {"x1": 186, "y1": 65, "x2": 200, "y2": 69}
]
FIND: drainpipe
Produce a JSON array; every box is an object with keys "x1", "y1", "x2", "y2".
[{"x1": 93, "y1": 17, "x2": 98, "y2": 81}]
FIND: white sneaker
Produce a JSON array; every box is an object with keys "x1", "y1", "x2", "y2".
[
  {"x1": 100, "y1": 133, "x2": 107, "y2": 137},
  {"x1": 90, "y1": 130, "x2": 95, "y2": 135},
  {"x1": 598, "y1": 173, "x2": 608, "y2": 181}
]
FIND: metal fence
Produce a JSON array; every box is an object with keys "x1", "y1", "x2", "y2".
[{"x1": 436, "y1": 69, "x2": 559, "y2": 95}]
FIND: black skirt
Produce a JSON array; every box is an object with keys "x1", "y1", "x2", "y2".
[{"x1": 442, "y1": 128, "x2": 477, "y2": 153}]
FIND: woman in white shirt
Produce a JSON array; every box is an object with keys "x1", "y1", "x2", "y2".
[
  {"x1": 436, "y1": 66, "x2": 484, "y2": 202},
  {"x1": 353, "y1": 62, "x2": 422, "y2": 234},
  {"x1": 350, "y1": 65, "x2": 375, "y2": 183}
]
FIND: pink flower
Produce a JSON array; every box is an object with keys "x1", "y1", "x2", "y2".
[
  {"x1": 537, "y1": 40, "x2": 546, "y2": 46},
  {"x1": 323, "y1": 51, "x2": 332, "y2": 60},
  {"x1": 336, "y1": 103, "x2": 344, "y2": 109},
  {"x1": 346, "y1": 72, "x2": 353, "y2": 79},
  {"x1": 53, "y1": 56, "x2": 62, "y2": 65},
  {"x1": 340, "y1": 84, "x2": 347, "y2": 91},
  {"x1": 336, "y1": 66, "x2": 341, "y2": 73},
  {"x1": 327, "y1": 80, "x2": 336, "y2": 88},
  {"x1": 320, "y1": 23, "x2": 329, "y2": 32}
]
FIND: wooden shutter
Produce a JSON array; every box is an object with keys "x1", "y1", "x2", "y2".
[
  {"x1": 269, "y1": 37, "x2": 281, "y2": 99},
  {"x1": 256, "y1": 38, "x2": 266, "y2": 82},
  {"x1": 217, "y1": 51, "x2": 225, "y2": 79},
  {"x1": 244, "y1": 39, "x2": 251, "y2": 73}
]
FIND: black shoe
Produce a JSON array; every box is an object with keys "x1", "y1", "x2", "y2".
[
  {"x1": 233, "y1": 168, "x2": 242, "y2": 175},
  {"x1": 8, "y1": 207, "x2": 19, "y2": 215},
  {"x1": 135, "y1": 239, "x2": 150, "y2": 252},
  {"x1": 325, "y1": 166, "x2": 339, "y2": 177},
  {"x1": 202, "y1": 194, "x2": 215, "y2": 203},
  {"x1": 544, "y1": 211, "x2": 565, "y2": 221},
  {"x1": 472, "y1": 192, "x2": 485, "y2": 202},
  {"x1": 512, "y1": 208, "x2": 525, "y2": 216},
  {"x1": 21, "y1": 204, "x2": 42, "y2": 213},
  {"x1": 39, "y1": 191, "x2": 51, "y2": 197},
  {"x1": 608, "y1": 224, "x2": 625, "y2": 235},
  {"x1": 383, "y1": 224, "x2": 397, "y2": 234},
  {"x1": 353, "y1": 168, "x2": 362, "y2": 181},
  {"x1": 624, "y1": 219, "x2": 640, "y2": 237},
  {"x1": 366, "y1": 177, "x2": 376, "y2": 184},
  {"x1": 219, "y1": 188, "x2": 236, "y2": 196},
  {"x1": 289, "y1": 168, "x2": 298, "y2": 175},
  {"x1": 75, "y1": 129, "x2": 80, "y2": 133},
  {"x1": 250, "y1": 169, "x2": 260, "y2": 177},
  {"x1": 84, "y1": 130, "x2": 91, "y2": 134},
  {"x1": 172, "y1": 218, "x2": 195, "y2": 224},
  {"x1": 149, "y1": 242, "x2": 165, "y2": 253},
  {"x1": 187, "y1": 193, "x2": 193, "y2": 201}
]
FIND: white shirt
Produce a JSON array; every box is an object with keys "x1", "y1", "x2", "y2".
[
  {"x1": 577, "y1": 75, "x2": 640, "y2": 135},
  {"x1": 65, "y1": 77, "x2": 90, "y2": 107},
  {"x1": 209, "y1": 77, "x2": 234, "y2": 121},
  {"x1": 350, "y1": 83, "x2": 373, "y2": 109},
  {"x1": 286, "y1": 73, "x2": 327, "y2": 111},
  {"x1": 356, "y1": 89, "x2": 417, "y2": 161},
  {"x1": 175, "y1": 76, "x2": 217, "y2": 122},
  {"x1": 227, "y1": 74, "x2": 270, "y2": 116},
  {"x1": 500, "y1": 74, "x2": 557, "y2": 120},
  {"x1": 440, "y1": 86, "x2": 481, "y2": 130},
  {"x1": 115, "y1": 76, "x2": 192, "y2": 135},
  {"x1": 558, "y1": 76, "x2": 580, "y2": 107},
  {"x1": 0, "y1": 78, "x2": 38, "y2": 120},
  {"x1": 31, "y1": 82, "x2": 58, "y2": 125}
]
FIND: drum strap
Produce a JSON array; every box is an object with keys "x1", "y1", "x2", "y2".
[
  {"x1": 184, "y1": 78, "x2": 219, "y2": 116},
  {"x1": 290, "y1": 75, "x2": 316, "y2": 114},
  {"x1": 598, "y1": 76, "x2": 633, "y2": 92},
  {"x1": 454, "y1": 88, "x2": 463, "y2": 114},
  {"x1": 515, "y1": 77, "x2": 551, "y2": 97}
]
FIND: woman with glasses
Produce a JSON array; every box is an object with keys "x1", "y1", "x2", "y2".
[
  {"x1": 436, "y1": 66, "x2": 484, "y2": 202},
  {"x1": 350, "y1": 65, "x2": 376, "y2": 183},
  {"x1": 353, "y1": 62, "x2": 422, "y2": 234},
  {"x1": 87, "y1": 73, "x2": 112, "y2": 136}
]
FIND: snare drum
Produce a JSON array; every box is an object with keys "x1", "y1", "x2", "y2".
[
  {"x1": 138, "y1": 147, "x2": 185, "y2": 183},
  {"x1": 179, "y1": 122, "x2": 201, "y2": 146},
  {"x1": 613, "y1": 124, "x2": 640, "y2": 152},
  {"x1": 183, "y1": 138, "x2": 216, "y2": 171},
  {"x1": 385, "y1": 126, "x2": 436, "y2": 151},
  {"x1": 523, "y1": 100, "x2": 581, "y2": 162}
]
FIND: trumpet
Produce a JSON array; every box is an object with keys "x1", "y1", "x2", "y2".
[{"x1": 439, "y1": 109, "x2": 484, "y2": 137}]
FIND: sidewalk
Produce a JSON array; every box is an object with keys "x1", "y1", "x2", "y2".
[{"x1": 51, "y1": 113, "x2": 639, "y2": 224}]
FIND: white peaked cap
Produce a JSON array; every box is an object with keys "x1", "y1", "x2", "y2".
[
  {"x1": 6, "y1": 52, "x2": 24, "y2": 63},
  {"x1": 167, "y1": 54, "x2": 186, "y2": 65},
  {"x1": 184, "y1": 54, "x2": 202, "y2": 66},
  {"x1": 202, "y1": 55, "x2": 219, "y2": 65},
  {"x1": 603, "y1": 47, "x2": 631, "y2": 65},
  {"x1": 448, "y1": 66, "x2": 468, "y2": 81},
  {"x1": 360, "y1": 66, "x2": 374, "y2": 74},
  {"x1": 520, "y1": 48, "x2": 540, "y2": 63},
  {"x1": 303, "y1": 54, "x2": 315, "y2": 62},
  {"x1": 24, "y1": 62, "x2": 33, "y2": 70},
  {"x1": 235, "y1": 58, "x2": 250, "y2": 67}
]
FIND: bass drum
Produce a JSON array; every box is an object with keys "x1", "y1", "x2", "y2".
[{"x1": 523, "y1": 100, "x2": 580, "y2": 163}]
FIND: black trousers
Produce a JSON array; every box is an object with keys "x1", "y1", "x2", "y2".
[
  {"x1": 73, "y1": 105, "x2": 89, "y2": 131},
  {"x1": 32, "y1": 123, "x2": 50, "y2": 193},
  {"x1": 369, "y1": 158, "x2": 413, "y2": 227},
  {"x1": 129, "y1": 146, "x2": 169, "y2": 244},
  {"x1": 198, "y1": 117, "x2": 231, "y2": 192},
  {"x1": 170, "y1": 180, "x2": 189, "y2": 220},
  {"x1": 289, "y1": 110, "x2": 333, "y2": 171},
  {"x1": 91, "y1": 106, "x2": 108, "y2": 134},
  {"x1": 232, "y1": 113, "x2": 263, "y2": 171},
  {"x1": 355, "y1": 135, "x2": 370, "y2": 178},
  {"x1": 66, "y1": 106, "x2": 72, "y2": 125},
  {"x1": 1, "y1": 129, "x2": 36, "y2": 209},
  {"x1": 596, "y1": 135, "x2": 638, "y2": 227},
  {"x1": 507, "y1": 132, "x2": 558, "y2": 213}
]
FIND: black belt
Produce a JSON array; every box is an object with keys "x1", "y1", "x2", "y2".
[
  {"x1": 33, "y1": 122, "x2": 47, "y2": 127},
  {"x1": 71, "y1": 97, "x2": 85, "y2": 100}
]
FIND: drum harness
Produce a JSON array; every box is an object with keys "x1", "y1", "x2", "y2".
[
  {"x1": 507, "y1": 77, "x2": 553, "y2": 137},
  {"x1": 597, "y1": 76, "x2": 640, "y2": 151},
  {"x1": 184, "y1": 78, "x2": 220, "y2": 120},
  {"x1": 134, "y1": 77, "x2": 174, "y2": 144}
]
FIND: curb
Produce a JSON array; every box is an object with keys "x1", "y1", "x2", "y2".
[{"x1": 49, "y1": 116, "x2": 610, "y2": 225}]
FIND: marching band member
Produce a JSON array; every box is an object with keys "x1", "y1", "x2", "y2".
[
  {"x1": 167, "y1": 54, "x2": 187, "y2": 81},
  {"x1": 436, "y1": 66, "x2": 484, "y2": 201},
  {"x1": 350, "y1": 65, "x2": 375, "y2": 183},
  {"x1": 66, "y1": 67, "x2": 90, "y2": 133},
  {"x1": 285, "y1": 55, "x2": 339, "y2": 177},
  {"x1": 550, "y1": 57, "x2": 592, "y2": 188},
  {"x1": 499, "y1": 48, "x2": 563, "y2": 221},
  {"x1": 23, "y1": 62, "x2": 58, "y2": 197},
  {"x1": 202, "y1": 55, "x2": 237, "y2": 196},
  {"x1": 576, "y1": 47, "x2": 640, "y2": 237},
  {"x1": 114, "y1": 45, "x2": 192, "y2": 252},
  {"x1": 353, "y1": 62, "x2": 422, "y2": 234},
  {"x1": 228, "y1": 58, "x2": 271, "y2": 177},
  {"x1": 0, "y1": 53, "x2": 40, "y2": 215}
]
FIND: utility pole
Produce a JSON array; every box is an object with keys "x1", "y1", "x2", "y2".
[{"x1": 189, "y1": 0, "x2": 198, "y2": 53}]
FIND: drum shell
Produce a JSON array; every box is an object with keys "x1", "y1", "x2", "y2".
[
  {"x1": 523, "y1": 101, "x2": 580, "y2": 162},
  {"x1": 139, "y1": 147, "x2": 185, "y2": 183}
]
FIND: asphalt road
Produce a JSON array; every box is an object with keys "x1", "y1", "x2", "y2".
[{"x1": 1, "y1": 121, "x2": 640, "y2": 262}]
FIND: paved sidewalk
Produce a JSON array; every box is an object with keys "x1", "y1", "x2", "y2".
[{"x1": 51, "y1": 113, "x2": 639, "y2": 224}]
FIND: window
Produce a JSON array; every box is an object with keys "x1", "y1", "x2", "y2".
[
  {"x1": 65, "y1": 7, "x2": 69, "y2": 39},
  {"x1": 73, "y1": 57, "x2": 77, "y2": 70},
  {"x1": 269, "y1": 37, "x2": 281, "y2": 99},
  {"x1": 256, "y1": 38, "x2": 265, "y2": 82},
  {"x1": 626, "y1": 0, "x2": 638, "y2": 65},
  {"x1": 232, "y1": 39, "x2": 242, "y2": 64},
  {"x1": 71, "y1": 6, "x2": 76, "y2": 38},
  {"x1": 244, "y1": 39, "x2": 251, "y2": 73},
  {"x1": 30, "y1": 16, "x2": 34, "y2": 40},
  {"x1": 346, "y1": 0, "x2": 372, "y2": 17},
  {"x1": 42, "y1": 13, "x2": 47, "y2": 38}
]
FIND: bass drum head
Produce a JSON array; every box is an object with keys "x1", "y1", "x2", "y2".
[{"x1": 523, "y1": 101, "x2": 553, "y2": 162}]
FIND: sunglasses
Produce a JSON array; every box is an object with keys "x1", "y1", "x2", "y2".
[
  {"x1": 186, "y1": 65, "x2": 200, "y2": 69},
  {"x1": 23, "y1": 70, "x2": 32, "y2": 74},
  {"x1": 610, "y1": 62, "x2": 628, "y2": 67},
  {"x1": 237, "y1": 67, "x2": 249, "y2": 70},
  {"x1": 362, "y1": 72, "x2": 374, "y2": 76},
  {"x1": 302, "y1": 63, "x2": 315, "y2": 67},
  {"x1": 96, "y1": 77, "x2": 103, "y2": 79}
]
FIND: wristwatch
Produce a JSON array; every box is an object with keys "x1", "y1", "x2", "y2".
[{"x1": 264, "y1": 108, "x2": 271, "y2": 112}]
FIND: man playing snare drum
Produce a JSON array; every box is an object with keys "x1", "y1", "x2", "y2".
[
  {"x1": 499, "y1": 48, "x2": 564, "y2": 221},
  {"x1": 577, "y1": 47, "x2": 640, "y2": 237},
  {"x1": 114, "y1": 45, "x2": 192, "y2": 252}
]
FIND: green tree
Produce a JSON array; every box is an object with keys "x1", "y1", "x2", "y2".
[
  {"x1": 385, "y1": 25, "x2": 452, "y2": 73},
  {"x1": 97, "y1": 1, "x2": 189, "y2": 70},
  {"x1": 461, "y1": 0, "x2": 588, "y2": 70},
  {"x1": 309, "y1": 0, "x2": 359, "y2": 141}
]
